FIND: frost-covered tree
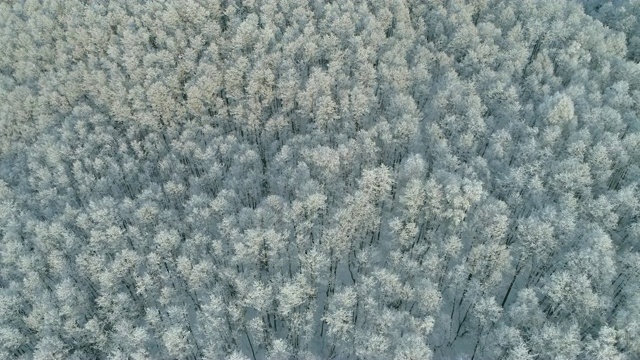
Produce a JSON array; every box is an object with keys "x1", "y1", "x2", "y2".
[{"x1": 1, "y1": 0, "x2": 639, "y2": 359}]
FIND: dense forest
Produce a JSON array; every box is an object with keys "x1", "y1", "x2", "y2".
[{"x1": 1, "y1": 0, "x2": 639, "y2": 359}]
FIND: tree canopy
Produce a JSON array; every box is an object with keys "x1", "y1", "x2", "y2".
[{"x1": 1, "y1": 0, "x2": 639, "y2": 359}]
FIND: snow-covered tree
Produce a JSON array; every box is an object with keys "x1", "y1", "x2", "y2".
[{"x1": 1, "y1": 0, "x2": 639, "y2": 358}]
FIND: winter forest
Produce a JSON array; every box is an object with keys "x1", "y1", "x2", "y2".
[{"x1": 1, "y1": 0, "x2": 640, "y2": 359}]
